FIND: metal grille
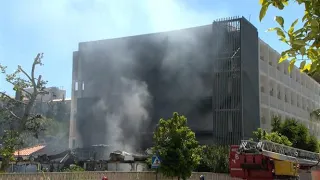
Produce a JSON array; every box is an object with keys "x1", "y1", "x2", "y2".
[{"x1": 212, "y1": 17, "x2": 242, "y2": 145}]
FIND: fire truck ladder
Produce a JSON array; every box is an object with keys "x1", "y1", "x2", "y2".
[{"x1": 239, "y1": 140, "x2": 320, "y2": 166}]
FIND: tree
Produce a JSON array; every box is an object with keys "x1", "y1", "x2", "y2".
[
  {"x1": 259, "y1": 0, "x2": 320, "y2": 73},
  {"x1": 271, "y1": 115, "x2": 282, "y2": 132},
  {"x1": 62, "y1": 164, "x2": 84, "y2": 172},
  {"x1": 274, "y1": 117, "x2": 319, "y2": 152},
  {"x1": 0, "y1": 53, "x2": 49, "y2": 171},
  {"x1": 152, "y1": 112, "x2": 202, "y2": 180},
  {"x1": 196, "y1": 145, "x2": 229, "y2": 173},
  {"x1": 252, "y1": 128, "x2": 292, "y2": 146},
  {"x1": 254, "y1": 116, "x2": 319, "y2": 152}
]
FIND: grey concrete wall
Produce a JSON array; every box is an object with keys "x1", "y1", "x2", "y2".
[{"x1": 240, "y1": 18, "x2": 260, "y2": 140}]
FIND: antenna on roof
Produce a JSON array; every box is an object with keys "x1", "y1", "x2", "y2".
[{"x1": 249, "y1": 14, "x2": 251, "y2": 22}]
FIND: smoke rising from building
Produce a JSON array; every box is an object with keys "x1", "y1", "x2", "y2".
[
  {"x1": 44, "y1": 0, "x2": 231, "y2": 151},
  {"x1": 93, "y1": 77, "x2": 151, "y2": 152},
  {"x1": 74, "y1": 23, "x2": 230, "y2": 152}
]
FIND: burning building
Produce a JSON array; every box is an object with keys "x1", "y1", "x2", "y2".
[{"x1": 69, "y1": 16, "x2": 260, "y2": 151}]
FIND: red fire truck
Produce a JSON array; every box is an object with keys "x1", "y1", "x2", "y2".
[{"x1": 229, "y1": 140, "x2": 320, "y2": 180}]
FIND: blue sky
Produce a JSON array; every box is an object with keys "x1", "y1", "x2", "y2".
[{"x1": 0, "y1": 0, "x2": 304, "y2": 98}]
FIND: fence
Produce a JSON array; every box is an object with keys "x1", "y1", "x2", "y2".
[{"x1": 0, "y1": 172, "x2": 239, "y2": 180}]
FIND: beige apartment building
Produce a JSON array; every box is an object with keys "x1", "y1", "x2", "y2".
[{"x1": 259, "y1": 40, "x2": 320, "y2": 136}]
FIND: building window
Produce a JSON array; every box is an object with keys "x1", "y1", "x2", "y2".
[
  {"x1": 277, "y1": 91, "x2": 281, "y2": 100},
  {"x1": 270, "y1": 88, "x2": 274, "y2": 96},
  {"x1": 261, "y1": 86, "x2": 265, "y2": 93},
  {"x1": 82, "y1": 82, "x2": 85, "y2": 91},
  {"x1": 75, "y1": 81, "x2": 78, "y2": 91}
]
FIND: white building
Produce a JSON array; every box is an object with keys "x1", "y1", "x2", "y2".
[
  {"x1": 259, "y1": 40, "x2": 320, "y2": 136},
  {"x1": 22, "y1": 86, "x2": 66, "y2": 102}
]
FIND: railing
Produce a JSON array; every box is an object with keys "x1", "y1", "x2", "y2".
[
  {"x1": 0, "y1": 172, "x2": 240, "y2": 180},
  {"x1": 239, "y1": 140, "x2": 320, "y2": 165}
]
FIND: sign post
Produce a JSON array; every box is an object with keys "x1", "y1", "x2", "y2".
[{"x1": 151, "y1": 155, "x2": 161, "y2": 180}]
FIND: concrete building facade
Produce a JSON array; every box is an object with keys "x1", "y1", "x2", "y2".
[
  {"x1": 259, "y1": 40, "x2": 320, "y2": 136},
  {"x1": 69, "y1": 16, "x2": 320, "y2": 149}
]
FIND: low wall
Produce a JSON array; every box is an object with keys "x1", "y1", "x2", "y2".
[{"x1": 0, "y1": 172, "x2": 239, "y2": 180}]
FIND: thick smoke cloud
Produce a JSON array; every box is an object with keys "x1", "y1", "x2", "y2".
[
  {"x1": 93, "y1": 77, "x2": 151, "y2": 152},
  {"x1": 76, "y1": 24, "x2": 232, "y2": 153},
  {"x1": 0, "y1": 0, "x2": 230, "y2": 152},
  {"x1": 83, "y1": 26, "x2": 223, "y2": 152}
]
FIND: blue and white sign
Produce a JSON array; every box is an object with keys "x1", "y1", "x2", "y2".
[{"x1": 151, "y1": 155, "x2": 161, "y2": 169}]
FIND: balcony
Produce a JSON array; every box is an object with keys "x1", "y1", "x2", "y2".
[
  {"x1": 269, "y1": 66, "x2": 277, "y2": 79},
  {"x1": 259, "y1": 59, "x2": 268, "y2": 74},
  {"x1": 300, "y1": 109, "x2": 309, "y2": 119},
  {"x1": 260, "y1": 92, "x2": 269, "y2": 105},
  {"x1": 293, "y1": 81, "x2": 302, "y2": 92},
  {"x1": 302, "y1": 86, "x2": 309, "y2": 97},
  {"x1": 277, "y1": 70, "x2": 284, "y2": 83},
  {"x1": 270, "y1": 96, "x2": 278, "y2": 108},
  {"x1": 277, "y1": 99, "x2": 285, "y2": 111},
  {"x1": 283, "y1": 75, "x2": 291, "y2": 87}
]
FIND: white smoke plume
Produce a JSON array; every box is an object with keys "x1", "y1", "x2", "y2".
[{"x1": 94, "y1": 77, "x2": 151, "y2": 152}]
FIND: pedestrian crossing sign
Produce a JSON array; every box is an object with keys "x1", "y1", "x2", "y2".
[{"x1": 151, "y1": 155, "x2": 161, "y2": 168}]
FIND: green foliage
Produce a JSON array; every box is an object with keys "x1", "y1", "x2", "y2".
[
  {"x1": 0, "y1": 53, "x2": 49, "y2": 171},
  {"x1": 145, "y1": 155, "x2": 152, "y2": 168},
  {"x1": 271, "y1": 115, "x2": 282, "y2": 132},
  {"x1": 310, "y1": 108, "x2": 320, "y2": 121},
  {"x1": 196, "y1": 145, "x2": 229, "y2": 173},
  {"x1": 259, "y1": 0, "x2": 320, "y2": 73},
  {"x1": 0, "y1": 130, "x2": 20, "y2": 171},
  {"x1": 275, "y1": 117, "x2": 319, "y2": 152},
  {"x1": 252, "y1": 128, "x2": 292, "y2": 146},
  {"x1": 61, "y1": 164, "x2": 84, "y2": 172},
  {"x1": 254, "y1": 116, "x2": 320, "y2": 152},
  {"x1": 152, "y1": 112, "x2": 202, "y2": 180}
]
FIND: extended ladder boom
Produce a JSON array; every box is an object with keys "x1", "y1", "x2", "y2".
[{"x1": 239, "y1": 140, "x2": 320, "y2": 166}]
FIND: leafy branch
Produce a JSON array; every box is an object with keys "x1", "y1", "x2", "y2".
[
  {"x1": 259, "y1": 0, "x2": 320, "y2": 73},
  {"x1": 0, "y1": 53, "x2": 49, "y2": 171}
]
